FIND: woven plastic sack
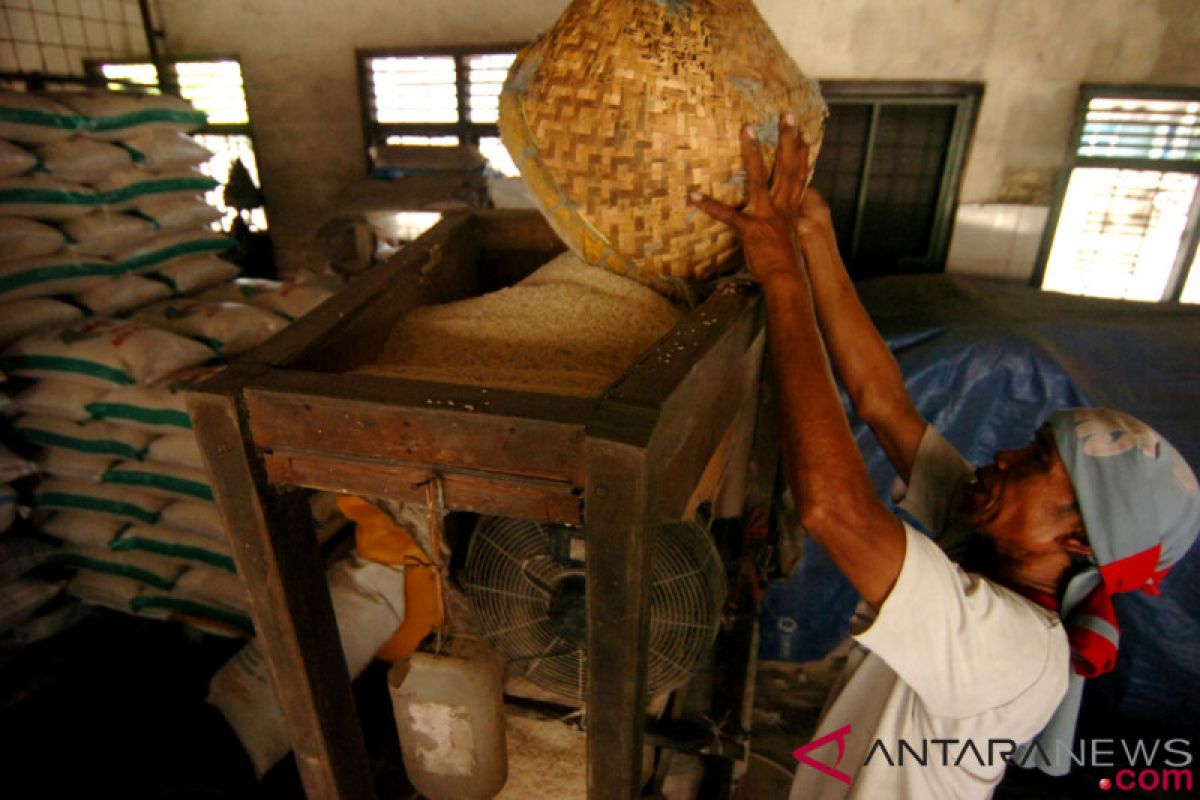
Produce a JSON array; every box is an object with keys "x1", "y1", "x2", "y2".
[
  {"x1": 41, "y1": 511, "x2": 131, "y2": 548},
  {"x1": 121, "y1": 130, "x2": 215, "y2": 170},
  {"x1": 159, "y1": 499, "x2": 226, "y2": 540},
  {"x1": 0, "y1": 298, "x2": 83, "y2": 347},
  {"x1": 102, "y1": 459, "x2": 213, "y2": 501},
  {"x1": 133, "y1": 194, "x2": 223, "y2": 230},
  {"x1": 146, "y1": 432, "x2": 204, "y2": 470},
  {"x1": 14, "y1": 414, "x2": 155, "y2": 460},
  {"x1": 14, "y1": 380, "x2": 105, "y2": 421},
  {"x1": 72, "y1": 273, "x2": 173, "y2": 316},
  {"x1": 115, "y1": 229, "x2": 234, "y2": 273},
  {"x1": 0, "y1": 91, "x2": 82, "y2": 144},
  {"x1": 2, "y1": 318, "x2": 214, "y2": 387},
  {"x1": 0, "y1": 217, "x2": 67, "y2": 261},
  {"x1": 148, "y1": 255, "x2": 240, "y2": 296},
  {"x1": 35, "y1": 137, "x2": 134, "y2": 183},
  {"x1": 199, "y1": 277, "x2": 338, "y2": 320},
  {"x1": 113, "y1": 523, "x2": 234, "y2": 572},
  {"x1": 499, "y1": 0, "x2": 826, "y2": 295},
  {"x1": 54, "y1": 544, "x2": 185, "y2": 590},
  {"x1": 134, "y1": 299, "x2": 287, "y2": 356},
  {"x1": 0, "y1": 252, "x2": 122, "y2": 302},
  {"x1": 91, "y1": 167, "x2": 219, "y2": 211},
  {"x1": 0, "y1": 140, "x2": 37, "y2": 177},
  {"x1": 61, "y1": 211, "x2": 157, "y2": 257},
  {"x1": 34, "y1": 477, "x2": 169, "y2": 525},
  {"x1": 50, "y1": 89, "x2": 206, "y2": 140},
  {"x1": 86, "y1": 364, "x2": 222, "y2": 433},
  {"x1": 35, "y1": 448, "x2": 117, "y2": 482},
  {"x1": 0, "y1": 175, "x2": 98, "y2": 220}
]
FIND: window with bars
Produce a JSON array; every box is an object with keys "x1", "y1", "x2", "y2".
[
  {"x1": 1036, "y1": 87, "x2": 1200, "y2": 303},
  {"x1": 808, "y1": 82, "x2": 981, "y2": 281},
  {"x1": 358, "y1": 47, "x2": 520, "y2": 177},
  {"x1": 91, "y1": 57, "x2": 267, "y2": 231}
]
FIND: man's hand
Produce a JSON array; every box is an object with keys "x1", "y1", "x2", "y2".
[
  {"x1": 690, "y1": 114, "x2": 811, "y2": 285},
  {"x1": 796, "y1": 185, "x2": 834, "y2": 244}
]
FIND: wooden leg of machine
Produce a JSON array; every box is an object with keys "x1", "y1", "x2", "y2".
[
  {"x1": 189, "y1": 382, "x2": 375, "y2": 800},
  {"x1": 584, "y1": 438, "x2": 652, "y2": 800}
]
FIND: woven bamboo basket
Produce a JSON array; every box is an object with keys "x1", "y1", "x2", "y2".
[{"x1": 499, "y1": 0, "x2": 826, "y2": 298}]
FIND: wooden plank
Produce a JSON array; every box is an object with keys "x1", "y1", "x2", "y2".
[
  {"x1": 584, "y1": 438, "x2": 653, "y2": 800},
  {"x1": 244, "y1": 372, "x2": 591, "y2": 485},
  {"x1": 653, "y1": 327, "x2": 766, "y2": 519},
  {"x1": 186, "y1": 374, "x2": 374, "y2": 800},
  {"x1": 264, "y1": 451, "x2": 583, "y2": 524}
]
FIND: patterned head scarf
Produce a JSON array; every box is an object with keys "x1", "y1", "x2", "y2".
[{"x1": 1019, "y1": 408, "x2": 1200, "y2": 775}]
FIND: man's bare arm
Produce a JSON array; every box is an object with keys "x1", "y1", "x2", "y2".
[
  {"x1": 690, "y1": 118, "x2": 905, "y2": 609},
  {"x1": 796, "y1": 192, "x2": 926, "y2": 483}
]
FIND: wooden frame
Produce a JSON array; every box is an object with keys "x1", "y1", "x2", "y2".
[{"x1": 189, "y1": 209, "x2": 766, "y2": 799}]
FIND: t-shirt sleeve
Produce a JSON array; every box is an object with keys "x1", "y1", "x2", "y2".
[
  {"x1": 854, "y1": 523, "x2": 1067, "y2": 718},
  {"x1": 892, "y1": 424, "x2": 975, "y2": 540}
]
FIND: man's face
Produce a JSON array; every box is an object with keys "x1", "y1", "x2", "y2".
[{"x1": 961, "y1": 426, "x2": 1091, "y2": 593}]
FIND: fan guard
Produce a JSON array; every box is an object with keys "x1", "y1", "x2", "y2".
[{"x1": 462, "y1": 516, "x2": 727, "y2": 704}]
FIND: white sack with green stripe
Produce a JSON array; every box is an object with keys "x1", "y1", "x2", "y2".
[
  {"x1": 0, "y1": 217, "x2": 66, "y2": 260},
  {"x1": 0, "y1": 298, "x2": 83, "y2": 347},
  {"x1": 14, "y1": 414, "x2": 154, "y2": 459},
  {"x1": 49, "y1": 89, "x2": 206, "y2": 140},
  {"x1": 135, "y1": 299, "x2": 287, "y2": 356},
  {"x1": 0, "y1": 91, "x2": 82, "y2": 144},
  {"x1": 1, "y1": 318, "x2": 213, "y2": 386},
  {"x1": 34, "y1": 477, "x2": 168, "y2": 525},
  {"x1": 72, "y1": 273, "x2": 172, "y2": 316},
  {"x1": 0, "y1": 251, "x2": 122, "y2": 301},
  {"x1": 91, "y1": 167, "x2": 218, "y2": 211},
  {"x1": 14, "y1": 380, "x2": 105, "y2": 421},
  {"x1": 86, "y1": 364, "x2": 222, "y2": 432},
  {"x1": 102, "y1": 459, "x2": 213, "y2": 502},
  {"x1": 114, "y1": 229, "x2": 233, "y2": 273},
  {"x1": 147, "y1": 255, "x2": 239, "y2": 296},
  {"x1": 61, "y1": 210, "x2": 157, "y2": 257}
]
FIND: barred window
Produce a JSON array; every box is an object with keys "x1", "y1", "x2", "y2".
[
  {"x1": 94, "y1": 57, "x2": 267, "y2": 231},
  {"x1": 1037, "y1": 88, "x2": 1200, "y2": 303},
  {"x1": 359, "y1": 47, "x2": 520, "y2": 177}
]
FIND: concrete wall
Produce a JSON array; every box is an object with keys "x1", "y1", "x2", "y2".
[{"x1": 156, "y1": 0, "x2": 1200, "y2": 277}]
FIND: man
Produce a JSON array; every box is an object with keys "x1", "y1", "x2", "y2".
[{"x1": 691, "y1": 116, "x2": 1200, "y2": 797}]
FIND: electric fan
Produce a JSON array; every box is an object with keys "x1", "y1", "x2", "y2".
[{"x1": 462, "y1": 515, "x2": 727, "y2": 704}]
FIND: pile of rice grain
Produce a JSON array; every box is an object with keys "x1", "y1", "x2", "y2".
[{"x1": 361, "y1": 252, "x2": 683, "y2": 396}]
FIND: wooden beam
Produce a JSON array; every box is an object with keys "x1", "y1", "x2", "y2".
[
  {"x1": 583, "y1": 437, "x2": 653, "y2": 799},
  {"x1": 244, "y1": 372, "x2": 590, "y2": 485},
  {"x1": 187, "y1": 372, "x2": 374, "y2": 800},
  {"x1": 263, "y1": 451, "x2": 583, "y2": 524}
]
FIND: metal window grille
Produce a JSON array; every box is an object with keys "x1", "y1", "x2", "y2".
[
  {"x1": 1036, "y1": 86, "x2": 1200, "y2": 303},
  {"x1": 360, "y1": 47, "x2": 520, "y2": 176},
  {"x1": 808, "y1": 82, "x2": 981, "y2": 281},
  {"x1": 1, "y1": 0, "x2": 147, "y2": 78}
]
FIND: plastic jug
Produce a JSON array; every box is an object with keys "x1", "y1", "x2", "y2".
[{"x1": 388, "y1": 638, "x2": 508, "y2": 799}]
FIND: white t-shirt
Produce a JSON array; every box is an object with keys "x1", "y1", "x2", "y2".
[{"x1": 788, "y1": 426, "x2": 1070, "y2": 799}]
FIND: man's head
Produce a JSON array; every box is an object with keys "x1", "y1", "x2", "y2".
[
  {"x1": 962, "y1": 408, "x2": 1200, "y2": 600},
  {"x1": 961, "y1": 424, "x2": 1090, "y2": 594}
]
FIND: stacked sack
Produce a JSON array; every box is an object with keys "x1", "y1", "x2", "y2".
[{"x1": 0, "y1": 87, "x2": 342, "y2": 642}]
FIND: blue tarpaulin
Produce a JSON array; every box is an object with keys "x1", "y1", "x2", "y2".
[{"x1": 759, "y1": 275, "x2": 1200, "y2": 740}]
